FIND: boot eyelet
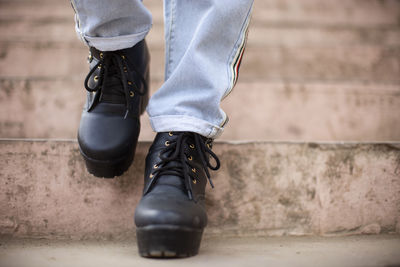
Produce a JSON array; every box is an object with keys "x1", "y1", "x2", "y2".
[
  {"x1": 121, "y1": 55, "x2": 125, "y2": 59},
  {"x1": 94, "y1": 76, "x2": 99, "y2": 82},
  {"x1": 192, "y1": 168, "x2": 196, "y2": 173},
  {"x1": 129, "y1": 91, "x2": 134, "y2": 98},
  {"x1": 153, "y1": 164, "x2": 158, "y2": 169},
  {"x1": 149, "y1": 173, "x2": 154, "y2": 179},
  {"x1": 128, "y1": 81, "x2": 133, "y2": 85},
  {"x1": 168, "y1": 132, "x2": 173, "y2": 136},
  {"x1": 189, "y1": 144, "x2": 195, "y2": 149},
  {"x1": 192, "y1": 179, "x2": 197, "y2": 184},
  {"x1": 165, "y1": 141, "x2": 170, "y2": 147},
  {"x1": 206, "y1": 143, "x2": 211, "y2": 149},
  {"x1": 123, "y1": 67, "x2": 127, "y2": 73},
  {"x1": 188, "y1": 156, "x2": 193, "y2": 161},
  {"x1": 99, "y1": 52, "x2": 104, "y2": 59},
  {"x1": 97, "y1": 64, "x2": 102, "y2": 69}
]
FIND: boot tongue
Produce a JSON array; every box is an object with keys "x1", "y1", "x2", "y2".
[
  {"x1": 100, "y1": 60, "x2": 126, "y2": 104},
  {"x1": 149, "y1": 133, "x2": 195, "y2": 194},
  {"x1": 155, "y1": 156, "x2": 188, "y2": 192}
]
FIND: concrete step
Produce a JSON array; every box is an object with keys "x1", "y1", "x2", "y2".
[
  {"x1": 2, "y1": 9, "x2": 400, "y2": 48},
  {"x1": 1, "y1": 41, "x2": 399, "y2": 83},
  {"x1": 1, "y1": 0, "x2": 399, "y2": 27},
  {"x1": 254, "y1": 0, "x2": 400, "y2": 27},
  {"x1": 1, "y1": 139, "x2": 399, "y2": 240},
  {"x1": 0, "y1": 78, "x2": 157, "y2": 141},
  {"x1": 0, "y1": 236, "x2": 399, "y2": 267},
  {"x1": 1, "y1": 79, "x2": 399, "y2": 141}
]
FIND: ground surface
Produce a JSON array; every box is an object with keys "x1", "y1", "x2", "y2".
[{"x1": 0, "y1": 235, "x2": 399, "y2": 267}]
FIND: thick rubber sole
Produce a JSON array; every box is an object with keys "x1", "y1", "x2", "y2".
[
  {"x1": 80, "y1": 149, "x2": 134, "y2": 178},
  {"x1": 136, "y1": 225, "x2": 204, "y2": 258}
]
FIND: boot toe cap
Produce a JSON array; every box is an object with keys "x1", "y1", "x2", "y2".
[
  {"x1": 134, "y1": 193, "x2": 207, "y2": 229},
  {"x1": 78, "y1": 110, "x2": 140, "y2": 160}
]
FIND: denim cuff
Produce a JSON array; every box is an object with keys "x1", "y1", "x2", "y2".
[
  {"x1": 149, "y1": 115, "x2": 224, "y2": 139},
  {"x1": 81, "y1": 27, "x2": 151, "y2": 51}
]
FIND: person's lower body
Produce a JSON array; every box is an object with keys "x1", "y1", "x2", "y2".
[{"x1": 71, "y1": 0, "x2": 253, "y2": 258}]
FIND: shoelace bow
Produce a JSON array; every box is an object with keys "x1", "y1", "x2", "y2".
[
  {"x1": 152, "y1": 132, "x2": 221, "y2": 200},
  {"x1": 84, "y1": 51, "x2": 148, "y2": 118}
]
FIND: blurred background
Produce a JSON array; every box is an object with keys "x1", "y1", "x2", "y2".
[{"x1": 0, "y1": 0, "x2": 399, "y2": 142}]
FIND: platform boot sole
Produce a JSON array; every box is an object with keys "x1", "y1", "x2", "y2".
[
  {"x1": 80, "y1": 147, "x2": 135, "y2": 178},
  {"x1": 136, "y1": 225, "x2": 203, "y2": 258}
]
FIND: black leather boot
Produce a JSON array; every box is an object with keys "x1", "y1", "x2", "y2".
[
  {"x1": 78, "y1": 40, "x2": 149, "y2": 178},
  {"x1": 134, "y1": 132, "x2": 220, "y2": 258}
]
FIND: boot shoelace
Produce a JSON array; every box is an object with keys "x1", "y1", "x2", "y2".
[
  {"x1": 84, "y1": 51, "x2": 148, "y2": 118},
  {"x1": 150, "y1": 132, "x2": 220, "y2": 200}
]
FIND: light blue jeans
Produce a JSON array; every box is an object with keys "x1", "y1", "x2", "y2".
[{"x1": 71, "y1": 0, "x2": 254, "y2": 138}]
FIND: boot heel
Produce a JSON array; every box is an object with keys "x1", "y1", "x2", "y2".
[
  {"x1": 136, "y1": 225, "x2": 203, "y2": 258},
  {"x1": 81, "y1": 151, "x2": 134, "y2": 178}
]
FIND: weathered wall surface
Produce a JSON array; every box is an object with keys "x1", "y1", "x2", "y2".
[{"x1": 1, "y1": 140, "x2": 399, "y2": 240}]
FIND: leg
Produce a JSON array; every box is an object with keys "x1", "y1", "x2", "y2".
[
  {"x1": 135, "y1": 0, "x2": 254, "y2": 258},
  {"x1": 147, "y1": 0, "x2": 254, "y2": 138},
  {"x1": 72, "y1": 0, "x2": 151, "y2": 177}
]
